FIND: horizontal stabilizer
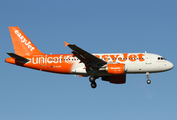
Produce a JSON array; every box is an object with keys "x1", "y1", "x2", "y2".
[{"x1": 7, "y1": 52, "x2": 30, "y2": 63}]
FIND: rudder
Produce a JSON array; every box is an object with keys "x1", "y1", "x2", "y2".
[{"x1": 9, "y1": 26, "x2": 44, "y2": 56}]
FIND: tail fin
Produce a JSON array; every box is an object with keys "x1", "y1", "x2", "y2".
[{"x1": 9, "y1": 26, "x2": 44, "y2": 56}]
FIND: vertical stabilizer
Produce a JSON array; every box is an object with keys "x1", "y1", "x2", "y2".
[{"x1": 9, "y1": 26, "x2": 44, "y2": 56}]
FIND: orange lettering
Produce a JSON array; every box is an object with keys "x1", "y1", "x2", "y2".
[
  {"x1": 119, "y1": 53, "x2": 128, "y2": 62},
  {"x1": 102, "y1": 55, "x2": 109, "y2": 62},
  {"x1": 137, "y1": 53, "x2": 145, "y2": 61},
  {"x1": 129, "y1": 54, "x2": 137, "y2": 62},
  {"x1": 109, "y1": 55, "x2": 119, "y2": 62}
]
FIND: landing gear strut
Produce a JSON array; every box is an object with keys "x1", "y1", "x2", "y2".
[
  {"x1": 89, "y1": 76, "x2": 98, "y2": 88},
  {"x1": 146, "y1": 72, "x2": 151, "y2": 84}
]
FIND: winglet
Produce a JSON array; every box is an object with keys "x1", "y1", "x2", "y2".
[{"x1": 64, "y1": 41, "x2": 70, "y2": 47}]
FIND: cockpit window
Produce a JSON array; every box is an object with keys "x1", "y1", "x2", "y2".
[
  {"x1": 158, "y1": 57, "x2": 166, "y2": 60},
  {"x1": 161, "y1": 57, "x2": 166, "y2": 60}
]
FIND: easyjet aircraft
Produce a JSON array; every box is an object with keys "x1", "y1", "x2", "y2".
[{"x1": 5, "y1": 27, "x2": 174, "y2": 88}]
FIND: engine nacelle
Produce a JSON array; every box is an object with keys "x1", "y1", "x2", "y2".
[
  {"x1": 106, "y1": 63, "x2": 125, "y2": 74},
  {"x1": 102, "y1": 74, "x2": 126, "y2": 84}
]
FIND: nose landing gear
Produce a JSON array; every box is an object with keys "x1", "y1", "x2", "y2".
[
  {"x1": 147, "y1": 79, "x2": 151, "y2": 84},
  {"x1": 146, "y1": 72, "x2": 151, "y2": 84}
]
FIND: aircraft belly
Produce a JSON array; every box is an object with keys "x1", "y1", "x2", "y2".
[
  {"x1": 72, "y1": 67, "x2": 87, "y2": 74},
  {"x1": 71, "y1": 62, "x2": 87, "y2": 74},
  {"x1": 126, "y1": 63, "x2": 150, "y2": 73},
  {"x1": 126, "y1": 62, "x2": 167, "y2": 73}
]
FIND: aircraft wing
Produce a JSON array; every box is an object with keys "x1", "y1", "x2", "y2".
[{"x1": 64, "y1": 42, "x2": 107, "y2": 68}]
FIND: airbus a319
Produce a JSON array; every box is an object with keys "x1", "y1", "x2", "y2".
[{"x1": 5, "y1": 27, "x2": 174, "y2": 88}]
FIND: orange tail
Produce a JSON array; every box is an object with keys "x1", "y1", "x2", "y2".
[{"x1": 9, "y1": 26, "x2": 44, "y2": 56}]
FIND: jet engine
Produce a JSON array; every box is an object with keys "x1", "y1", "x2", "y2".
[
  {"x1": 106, "y1": 63, "x2": 125, "y2": 74},
  {"x1": 102, "y1": 74, "x2": 126, "y2": 84},
  {"x1": 100, "y1": 63, "x2": 126, "y2": 84}
]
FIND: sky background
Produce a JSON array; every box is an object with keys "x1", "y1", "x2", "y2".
[{"x1": 0, "y1": 0, "x2": 177, "y2": 120}]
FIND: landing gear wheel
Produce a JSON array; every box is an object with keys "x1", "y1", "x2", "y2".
[
  {"x1": 91, "y1": 82, "x2": 97, "y2": 88},
  {"x1": 147, "y1": 79, "x2": 151, "y2": 84},
  {"x1": 146, "y1": 72, "x2": 151, "y2": 84},
  {"x1": 89, "y1": 76, "x2": 95, "y2": 83}
]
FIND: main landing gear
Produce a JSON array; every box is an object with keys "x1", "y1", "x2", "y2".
[
  {"x1": 146, "y1": 72, "x2": 151, "y2": 84},
  {"x1": 89, "y1": 76, "x2": 98, "y2": 88}
]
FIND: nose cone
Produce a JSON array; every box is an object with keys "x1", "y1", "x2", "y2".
[{"x1": 167, "y1": 61, "x2": 174, "y2": 70}]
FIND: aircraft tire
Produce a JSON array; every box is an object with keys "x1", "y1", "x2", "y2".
[
  {"x1": 89, "y1": 76, "x2": 95, "y2": 83},
  {"x1": 147, "y1": 79, "x2": 151, "y2": 84},
  {"x1": 91, "y1": 82, "x2": 97, "y2": 88}
]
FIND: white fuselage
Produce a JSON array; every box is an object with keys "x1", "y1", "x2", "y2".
[{"x1": 71, "y1": 53, "x2": 174, "y2": 76}]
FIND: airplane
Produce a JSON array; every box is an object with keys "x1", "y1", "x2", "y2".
[{"x1": 5, "y1": 26, "x2": 174, "y2": 88}]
